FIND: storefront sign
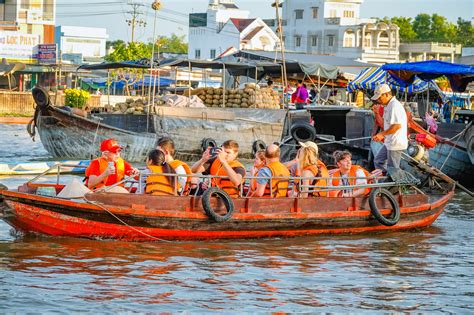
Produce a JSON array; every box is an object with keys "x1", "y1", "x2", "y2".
[
  {"x1": 0, "y1": 32, "x2": 39, "y2": 61},
  {"x1": 36, "y1": 44, "x2": 57, "y2": 64}
]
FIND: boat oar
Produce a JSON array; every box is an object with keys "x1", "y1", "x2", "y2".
[{"x1": 402, "y1": 153, "x2": 474, "y2": 197}]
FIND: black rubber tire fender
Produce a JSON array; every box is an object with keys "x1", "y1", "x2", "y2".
[
  {"x1": 201, "y1": 187, "x2": 234, "y2": 222},
  {"x1": 252, "y1": 140, "x2": 267, "y2": 155},
  {"x1": 369, "y1": 188, "x2": 401, "y2": 226},
  {"x1": 32, "y1": 86, "x2": 50, "y2": 109},
  {"x1": 201, "y1": 138, "x2": 217, "y2": 153},
  {"x1": 290, "y1": 122, "x2": 316, "y2": 142}
]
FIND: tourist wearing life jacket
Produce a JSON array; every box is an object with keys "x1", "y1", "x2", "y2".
[
  {"x1": 157, "y1": 137, "x2": 194, "y2": 195},
  {"x1": 251, "y1": 144, "x2": 290, "y2": 198},
  {"x1": 191, "y1": 140, "x2": 246, "y2": 198},
  {"x1": 291, "y1": 141, "x2": 329, "y2": 197},
  {"x1": 249, "y1": 150, "x2": 266, "y2": 194},
  {"x1": 144, "y1": 149, "x2": 177, "y2": 196},
  {"x1": 331, "y1": 150, "x2": 370, "y2": 197},
  {"x1": 85, "y1": 139, "x2": 139, "y2": 190}
]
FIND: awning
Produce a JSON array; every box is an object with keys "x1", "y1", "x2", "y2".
[
  {"x1": 382, "y1": 60, "x2": 474, "y2": 92},
  {"x1": 347, "y1": 67, "x2": 431, "y2": 93},
  {"x1": 78, "y1": 58, "x2": 156, "y2": 70}
]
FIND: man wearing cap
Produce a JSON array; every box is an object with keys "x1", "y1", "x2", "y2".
[
  {"x1": 371, "y1": 84, "x2": 408, "y2": 173},
  {"x1": 85, "y1": 139, "x2": 139, "y2": 190}
]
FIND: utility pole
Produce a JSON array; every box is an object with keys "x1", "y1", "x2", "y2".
[
  {"x1": 126, "y1": 2, "x2": 146, "y2": 43},
  {"x1": 272, "y1": 0, "x2": 288, "y2": 105}
]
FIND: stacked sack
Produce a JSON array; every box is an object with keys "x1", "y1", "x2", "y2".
[
  {"x1": 197, "y1": 84, "x2": 280, "y2": 109},
  {"x1": 107, "y1": 98, "x2": 165, "y2": 115}
]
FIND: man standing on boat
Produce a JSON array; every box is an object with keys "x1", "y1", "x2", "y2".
[
  {"x1": 85, "y1": 139, "x2": 139, "y2": 190},
  {"x1": 371, "y1": 84, "x2": 408, "y2": 174},
  {"x1": 191, "y1": 140, "x2": 246, "y2": 198}
]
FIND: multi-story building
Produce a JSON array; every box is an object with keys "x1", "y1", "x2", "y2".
[
  {"x1": 265, "y1": 0, "x2": 399, "y2": 65},
  {"x1": 188, "y1": 0, "x2": 279, "y2": 60},
  {"x1": 0, "y1": 0, "x2": 55, "y2": 43}
]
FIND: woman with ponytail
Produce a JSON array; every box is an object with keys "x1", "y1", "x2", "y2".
[{"x1": 145, "y1": 149, "x2": 177, "y2": 196}]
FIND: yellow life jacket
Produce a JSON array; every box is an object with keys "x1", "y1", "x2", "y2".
[{"x1": 168, "y1": 160, "x2": 192, "y2": 194}]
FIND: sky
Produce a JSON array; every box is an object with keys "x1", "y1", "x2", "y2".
[{"x1": 55, "y1": 0, "x2": 474, "y2": 41}]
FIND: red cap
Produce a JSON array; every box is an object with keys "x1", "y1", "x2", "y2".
[{"x1": 100, "y1": 139, "x2": 122, "y2": 153}]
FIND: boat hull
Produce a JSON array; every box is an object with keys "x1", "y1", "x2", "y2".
[
  {"x1": 36, "y1": 106, "x2": 285, "y2": 162},
  {"x1": 1, "y1": 189, "x2": 453, "y2": 241}
]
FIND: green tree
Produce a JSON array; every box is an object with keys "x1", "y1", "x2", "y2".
[
  {"x1": 413, "y1": 13, "x2": 432, "y2": 40},
  {"x1": 430, "y1": 14, "x2": 456, "y2": 42},
  {"x1": 106, "y1": 39, "x2": 125, "y2": 51},
  {"x1": 456, "y1": 18, "x2": 474, "y2": 46},
  {"x1": 390, "y1": 17, "x2": 417, "y2": 41},
  {"x1": 154, "y1": 34, "x2": 188, "y2": 54},
  {"x1": 104, "y1": 42, "x2": 151, "y2": 96},
  {"x1": 105, "y1": 42, "x2": 152, "y2": 62}
]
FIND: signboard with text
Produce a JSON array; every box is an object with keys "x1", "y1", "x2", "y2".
[
  {"x1": 36, "y1": 44, "x2": 57, "y2": 64},
  {"x1": 0, "y1": 32, "x2": 39, "y2": 61}
]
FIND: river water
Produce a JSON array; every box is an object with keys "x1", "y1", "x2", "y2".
[{"x1": 0, "y1": 124, "x2": 473, "y2": 313}]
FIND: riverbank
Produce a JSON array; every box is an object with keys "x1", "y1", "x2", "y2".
[{"x1": 0, "y1": 116, "x2": 32, "y2": 124}]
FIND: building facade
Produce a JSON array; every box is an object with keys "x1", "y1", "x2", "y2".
[
  {"x1": 0, "y1": 0, "x2": 55, "y2": 44},
  {"x1": 266, "y1": 0, "x2": 399, "y2": 65},
  {"x1": 55, "y1": 26, "x2": 109, "y2": 64},
  {"x1": 188, "y1": 0, "x2": 279, "y2": 60},
  {"x1": 399, "y1": 42, "x2": 462, "y2": 63}
]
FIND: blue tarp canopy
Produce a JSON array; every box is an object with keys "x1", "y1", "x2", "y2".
[
  {"x1": 382, "y1": 60, "x2": 474, "y2": 92},
  {"x1": 347, "y1": 67, "x2": 431, "y2": 93}
]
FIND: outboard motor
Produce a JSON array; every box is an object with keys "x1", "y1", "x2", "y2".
[{"x1": 408, "y1": 133, "x2": 437, "y2": 163}]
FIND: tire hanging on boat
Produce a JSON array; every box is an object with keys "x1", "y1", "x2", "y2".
[
  {"x1": 201, "y1": 138, "x2": 217, "y2": 153},
  {"x1": 32, "y1": 86, "x2": 50, "y2": 109},
  {"x1": 369, "y1": 188, "x2": 400, "y2": 226},
  {"x1": 290, "y1": 122, "x2": 316, "y2": 143},
  {"x1": 201, "y1": 187, "x2": 234, "y2": 222},
  {"x1": 252, "y1": 140, "x2": 267, "y2": 155}
]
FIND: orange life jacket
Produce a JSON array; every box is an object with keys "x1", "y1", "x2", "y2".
[
  {"x1": 210, "y1": 159, "x2": 246, "y2": 198},
  {"x1": 145, "y1": 165, "x2": 175, "y2": 196},
  {"x1": 295, "y1": 160, "x2": 329, "y2": 197},
  {"x1": 331, "y1": 165, "x2": 371, "y2": 196},
  {"x1": 168, "y1": 160, "x2": 192, "y2": 194},
  {"x1": 85, "y1": 157, "x2": 125, "y2": 189},
  {"x1": 264, "y1": 161, "x2": 291, "y2": 197}
]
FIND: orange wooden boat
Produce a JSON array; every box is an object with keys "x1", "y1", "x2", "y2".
[{"x1": 0, "y1": 178, "x2": 455, "y2": 241}]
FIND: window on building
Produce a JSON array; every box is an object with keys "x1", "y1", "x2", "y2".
[
  {"x1": 195, "y1": 49, "x2": 201, "y2": 59},
  {"x1": 311, "y1": 35, "x2": 318, "y2": 47},
  {"x1": 343, "y1": 10, "x2": 354, "y2": 18},
  {"x1": 312, "y1": 7, "x2": 319, "y2": 19},
  {"x1": 295, "y1": 10, "x2": 304, "y2": 20},
  {"x1": 295, "y1": 36, "x2": 301, "y2": 47},
  {"x1": 327, "y1": 35, "x2": 334, "y2": 47},
  {"x1": 210, "y1": 49, "x2": 216, "y2": 59}
]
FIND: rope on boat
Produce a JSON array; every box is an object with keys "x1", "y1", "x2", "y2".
[
  {"x1": 439, "y1": 121, "x2": 472, "y2": 171},
  {"x1": 83, "y1": 195, "x2": 174, "y2": 243}
]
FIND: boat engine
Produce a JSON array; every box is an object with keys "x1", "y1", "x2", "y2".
[{"x1": 407, "y1": 133, "x2": 437, "y2": 163}]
